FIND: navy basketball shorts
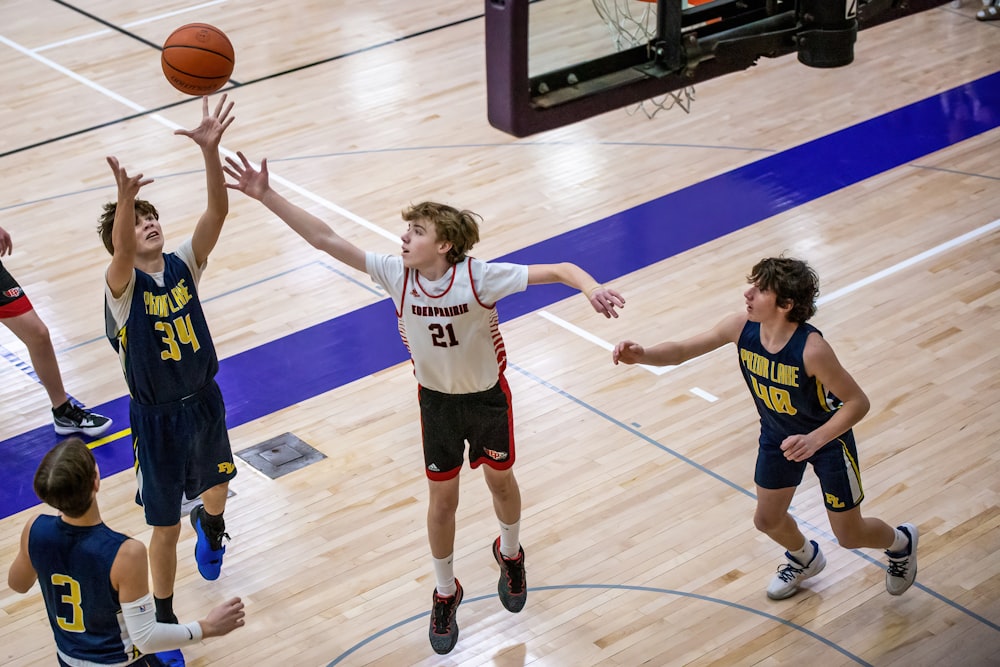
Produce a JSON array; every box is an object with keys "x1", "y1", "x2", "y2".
[
  {"x1": 130, "y1": 380, "x2": 236, "y2": 526},
  {"x1": 418, "y1": 375, "x2": 515, "y2": 481},
  {"x1": 754, "y1": 431, "x2": 864, "y2": 512},
  {"x1": 0, "y1": 261, "x2": 32, "y2": 318}
]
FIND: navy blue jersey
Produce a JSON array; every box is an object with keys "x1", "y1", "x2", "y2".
[
  {"x1": 107, "y1": 252, "x2": 218, "y2": 405},
  {"x1": 29, "y1": 515, "x2": 139, "y2": 664},
  {"x1": 737, "y1": 321, "x2": 845, "y2": 445}
]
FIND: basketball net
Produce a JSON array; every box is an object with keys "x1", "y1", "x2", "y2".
[{"x1": 591, "y1": 0, "x2": 695, "y2": 118}]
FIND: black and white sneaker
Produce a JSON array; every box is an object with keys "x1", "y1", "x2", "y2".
[{"x1": 53, "y1": 402, "x2": 112, "y2": 437}]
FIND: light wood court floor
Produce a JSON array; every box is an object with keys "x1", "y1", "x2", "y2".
[{"x1": 1, "y1": 1, "x2": 998, "y2": 665}]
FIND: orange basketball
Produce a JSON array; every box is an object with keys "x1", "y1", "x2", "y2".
[{"x1": 161, "y1": 23, "x2": 235, "y2": 95}]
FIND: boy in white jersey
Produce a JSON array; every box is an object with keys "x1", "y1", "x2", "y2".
[
  {"x1": 612, "y1": 257, "x2": 917, "y2": 601},
  {"x1": 224, "y1": 152, "x2": 625, "y2": 655}
]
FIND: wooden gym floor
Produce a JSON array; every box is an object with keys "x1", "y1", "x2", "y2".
[{"x1": 0, "y1": 1, "x2": 998, "y2": 665}]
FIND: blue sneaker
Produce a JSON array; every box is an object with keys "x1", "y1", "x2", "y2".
[
  {"x1": 189, "y1": 504, "x2": 228, "y2": 581},
  {"x1": 154, "y1": 649, "x2": 185, "y2": 666}
]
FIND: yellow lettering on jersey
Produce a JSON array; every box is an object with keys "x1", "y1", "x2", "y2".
[
  {"x1": 143, "y1": 279, "x2": 192, "y2": 317},
  {"x1": 825, "y1": 492, "x2": 845, "y2": 509},
  {"x1": 749, "y1": 376, "x2": 798, "y2": 415},
  {"x1": 740, "y1": 349, "x2": 771, "y2": 377},
  {"x1": 749, "y1": 375, "x2": 774, "y2": 410},
  {"x1": 770, "y1": 362, "x2": 800, "y2": 387},
  {"x1": 217, "y1": 462, "x2": 235, "y2": 474}
]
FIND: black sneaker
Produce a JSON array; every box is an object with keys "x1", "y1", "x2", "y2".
[
  {"x1": 428, "y1": 580, "x2": 463, "y2": 655},
  {"x1": 492, "y1": 537, "x2": 527, "y2": 612},
  {"x1": 53, "y1": 402, "x2": 112, "y2": 437}
]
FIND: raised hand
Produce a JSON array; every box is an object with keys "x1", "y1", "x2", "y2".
[
  {"x1": 588, "y1": 286, "x2": 625, "y2": 319},
  {"x1": 174, "y1": 94, "x2": 235, "y2": 149},
  {"x1": 106, "y1": 156, "x2": 153, "y2": 199},
  {"x1": 224, "y1": 151, "x2": 270, "y2": 201}
]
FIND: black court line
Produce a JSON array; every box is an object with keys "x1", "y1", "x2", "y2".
[{"x1": 2, "y1": 2, "x2": 491, "y2": 159}]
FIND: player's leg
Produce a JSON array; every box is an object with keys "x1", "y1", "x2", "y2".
[
  {"x1": 754, "y1": 443, "x2": 825, "y2": 599},
  {"x1": 187, "y1": 382, "x2": 236, "y2": 581},
  {"x1": 483, "y1": 466, "x2": 526, "y2": 613},
  {"x1": 468, "y1": 378, "x2": 526, "y2": 613},
  {"x1": 815, "y1": 435, "x2": 917, "y2": 595},
  {"x1": 1, "y1": 297, "x2": 112, "y2": 436},
  {"x1": 2, "y1": 306, "x2": 112, "y2": 436},
  {"x1": 149, "y1": 522, "x2": 182, "y2": 622},
  {"x1": 419, "y1": 385, "x2": 467, "y2": 655},
  {"x1": 756, "y1": 485, "x2": 827, "y2": 600},
  {"x1": 427, "y1": 475, "x2": 463, "y2": 654},
  {"x1": 2, "y1": 307, "x2": 66, "y2": 406}
]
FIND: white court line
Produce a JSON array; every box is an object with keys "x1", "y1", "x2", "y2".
[
  {"x1": 537, "y1": 310, "x2": 671, "y2": 375},
  {"x1": 817, "y1": 217, "x2": 1000, "y2": 305},
  {"x1": 36, "y1": 1, "x2": 228, "y2": 52},
  {"x1": 0, "y1": 33, "x2": 399, "y2": 244},
  {"x1": 539, "y1": 217, "x2": 1000, "y2": 389},
  {"x1": 690, "y1": 387, "x2": 719, "y2": 402}
]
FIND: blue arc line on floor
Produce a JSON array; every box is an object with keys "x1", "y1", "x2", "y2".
[
  {"x1": 3, "y1": 71, "x2": 999, "y2": 520},
  {"x1": 326, "y1": 583, "x2": 873, "y2": 666}
]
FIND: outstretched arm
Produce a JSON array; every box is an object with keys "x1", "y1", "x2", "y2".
[
  {"x1": 105, "y1": 156, "x2": 154, "y2": 298},
  {"x1": 526, "y1": 262, "x2": 625, "y2": 318},
  {"x1": 224, "y1": 151, "x2": 367, "y2": 273},
  {"x1": 175, "y1": 94, "x2": 235, "y2": 266},
  {"x1": 613, "y1": 312, "x2": 745, "y2": 366},
  {"x1": 114, "y1": 538, "x2": 245, "y2": 652}
]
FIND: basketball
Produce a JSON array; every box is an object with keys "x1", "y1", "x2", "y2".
[{"x1": 161, "y1": 23, "x2": 235, "y2": 95}]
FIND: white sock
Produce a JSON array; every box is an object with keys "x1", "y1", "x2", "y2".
[
  {"x1": 888, "y1": 527, "x2": 910, "y2": 554},
  {"x1": 499, "y1": 519, "x2": 521, "y2": 559},
  {"x1": 433, "y1": 554, "x2": 456, "y2": 596},
  {"x1": 788, "y1": 539, "x2": 814, "y2": 565}
]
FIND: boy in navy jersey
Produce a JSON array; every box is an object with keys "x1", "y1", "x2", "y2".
[
  {"x1": 223, "y1": 152, "x2": 625, "y2": 655},
  {"x1": 98, "y1": 95, "x2": 238, "y2": 640},
  {"x1": 613, "y1": 257, "x2": 917, "y2": 600},
  {"x1": 7, "y1": 438, "x2": 244, "y2": 666}
]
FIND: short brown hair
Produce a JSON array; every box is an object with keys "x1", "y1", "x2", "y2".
[
  {"x1": 402, "y1": 202, "x2": 481, "y2": 265},
  {"x1": 747, "y1": 257, "x2": 819, "y2": 324},
  {"x1": 97, "y1": 199, "x2": 159, "y2": 255},
  {"x1": 33, "y1": 438, "x2": 97, "y2": 518}
]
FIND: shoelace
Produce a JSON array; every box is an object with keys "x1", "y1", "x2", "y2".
[
  {"x1": 61, "y1": 403, "x2": 90, "y2": 423},
  {"x1": 208, "y1": 531, "x2": 231, "y2": 553},
  {"x1": 775, "y1": 562, "x2": 805, "y2": 583},
  {"x1": 503, "y1": 554, "x2": 525, "y2": 593},
  {"x1": 886, "y1": 558, "x2": 910, "y2": 577},
  {"x1": 432, "y1": 594, "x2": 456, "y2": 633}
]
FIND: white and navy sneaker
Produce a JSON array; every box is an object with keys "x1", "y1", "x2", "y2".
[
  {"x1": 885, "y1": 523, "x2": 918, "y2": 595},
  {"x1": 767, "y1": 540, "x2": 827, "y2": 600}
]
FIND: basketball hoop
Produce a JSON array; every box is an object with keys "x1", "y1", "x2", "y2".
[{"x1": 591, "y1": 0, "x2": 695, "y2": 118}]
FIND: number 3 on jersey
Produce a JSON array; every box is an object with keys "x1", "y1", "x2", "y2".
[
  {"x1": 51, "y1": 574, "x2": 85, "y2": 632},
  {"x1": 429, "y1": 322, "x2": 459, "y2": 348},
  {"x1": 155, "y1": 313, "x2": 202, "y2": 361}
]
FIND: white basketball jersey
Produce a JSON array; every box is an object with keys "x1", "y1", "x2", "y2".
[{"x1": 366, "y1": 253, "x2": 529, "y2": 394}]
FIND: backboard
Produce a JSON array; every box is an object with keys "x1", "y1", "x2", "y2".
[{"x1": 485, "y1": 0, "x2": 954, "y2": 137}]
